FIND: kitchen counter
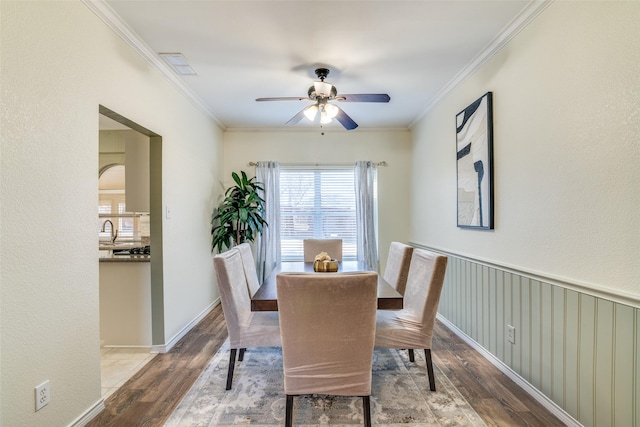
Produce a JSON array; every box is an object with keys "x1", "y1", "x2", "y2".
[
  {"x1": 99, "y1": 252, "x2": 150, "y2": 262},
  {"x1": 99, "y1": 244, "x2": 151, "y2": 262}
]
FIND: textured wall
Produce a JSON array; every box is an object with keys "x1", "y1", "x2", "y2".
[
  {"x1": 411, "y1": 2, "x2": 640, "y2": 425},
  {"x1": 1, "y1": 2, "x2": 223, "y2": 425},
  {"x1": 411, "y1": 1, "x2": 640, "y2": 298},
  {"x1": 223, "y1": 130, "x2": 412, "y2": 273}
]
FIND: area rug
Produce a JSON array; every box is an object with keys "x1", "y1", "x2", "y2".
[{"x1": 165, "y1": 340, "x2": 487, "y2": 426}]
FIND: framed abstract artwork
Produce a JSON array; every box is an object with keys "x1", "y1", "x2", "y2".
[{"x1": 456, "y1": 92, "x2": 494, "y2": 229}]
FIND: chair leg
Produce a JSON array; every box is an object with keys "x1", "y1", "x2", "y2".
[
  {"x1": 238, "y1": 348, "x2": 246, "y2": 361},
  {"x1": 362, "y1": 396, "x2": 371, "y2": 427},
  {"x1": 285, "y1": 394, "x2": 294, "y2": 427},
  {"x1": 226, "y1": 348, "x2": 237, "y2": 390},
  {"x1": 425, "y1": 349, "x2": 436, "y2": 391},
  {"x1": 408, "y1": 349, "x2": 415, "y2": 362}
]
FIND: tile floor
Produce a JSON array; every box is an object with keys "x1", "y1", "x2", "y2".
[{"x1": 100, "y1": 347, "x2": 156, "y2": 399}]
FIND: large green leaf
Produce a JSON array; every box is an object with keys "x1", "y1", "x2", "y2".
[{"x1": 210, "y1": 170, "x2": 268, "y2": 253}]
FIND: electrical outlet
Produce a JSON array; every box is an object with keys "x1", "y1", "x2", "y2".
[
  {"x1": 507, "y1": 325, "x2": 516, "y2": 344},
  {"x1": 35, "y1": 380, "x2": 50, "y2": 411}
]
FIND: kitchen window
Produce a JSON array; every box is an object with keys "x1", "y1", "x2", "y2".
[
  {"x1": 98, "y1": 193, "x2": 135, "y2": 240},
  {"x1": 98, "y1": 164, "x2": 149, "y2": 243}
]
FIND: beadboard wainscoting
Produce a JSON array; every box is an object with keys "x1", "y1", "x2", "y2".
[{"x1": 415, "y1": 244, "x2": 639, "y2": 427}]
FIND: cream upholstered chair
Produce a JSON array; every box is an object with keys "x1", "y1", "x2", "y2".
[
  {"x1": 303, "y1": 238, "x2": 343, "y2": 261},
  {"x1": 375, "y1": 248, "x2": 448, "y2": 391},
  {"x1": 277, "y1": 271, "x2": 378, "y2": 427},
  {"x1": 383, "y1": 242, "x2": 414, "y2": 295},
  {"x1": 213, "y1": 248, "x2": 281, "y2": 390},
  {"x1": 236, "y1": 242, "x2": 261, "y2": 297}
]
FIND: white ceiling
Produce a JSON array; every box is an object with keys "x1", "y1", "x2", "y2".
[{"x1": 98, "y1": 0, "x2": 546, "y2": 131}]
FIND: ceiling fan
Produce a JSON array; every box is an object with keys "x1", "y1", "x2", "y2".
[{"x1": 255, "y1": 68, "x2": 390, "y2": 130}]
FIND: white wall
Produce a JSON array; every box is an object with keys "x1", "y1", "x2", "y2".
[
  {"x1": 0, "y1": 2, "x2": 223, "y2": 425},
  {"x1": 411, "y1": 1, "x2": 640, "y2": 300},
  {"x1": 223, "y1": 130, "x2": 412, "y2": 271}
]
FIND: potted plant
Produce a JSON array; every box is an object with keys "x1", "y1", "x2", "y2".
[{"x1": 211, "y1": 171, "x2": 268, "y2": 253}]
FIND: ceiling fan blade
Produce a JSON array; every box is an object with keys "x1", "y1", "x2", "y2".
[
  {"x1": 336, "y1": 94, "x2": 390, "y2": 103},
  {"x1": 334, "y1": 107, "x2": 358, "y2": 130},
  {"x1": 256, "y1": 96, "x2": 312, "y2": 102},
  {"x1": 286, "y1": 106, "x2": 310, "y2": 126}
]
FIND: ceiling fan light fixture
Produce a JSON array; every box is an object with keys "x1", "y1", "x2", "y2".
[
  {"x1": 320, "y1": 110, "x2": 333, "y2": 124},
  {"x1": 324, "y1": 103, "x2": 339, "y2": 119},
  {"x1": 314, "y1": 81, "x2": 333, "y2": 97},
  {"x1": 304, "y1": 104, "x2": 318, "y2": 121},
  {"x1": 255, "y1": 67, "x2": 389, "y2": 130}
]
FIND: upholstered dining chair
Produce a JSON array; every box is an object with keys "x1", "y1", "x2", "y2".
[
  {"x1": 383, "y1": 242, "x2": 414, "y2": 295},
  {"x1": 374, "y1": 248, "x2": 448, "y2": 391},
  {"x1": 303, "y1": 238, "x2": 343, "y2": 261},
  {"x1": 213, "y1": 248, "x2": 281, "y2": 390},
  {"x1": 277, "y1": 271, "x2": 378, "y2": 427},
  {"x1": 236, "y1": 242, "x2": 261, "y2": 297}
]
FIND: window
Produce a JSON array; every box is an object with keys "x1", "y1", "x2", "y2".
[
  {"x1": 98, "y1": 165, "x2": 142, "y2": 242},
  {"x1": 98, "y1": 193, "x2": 135, "y2": 240},
  {"x1": 280, "y1": 165, "x2": 374, "y2": 261}
]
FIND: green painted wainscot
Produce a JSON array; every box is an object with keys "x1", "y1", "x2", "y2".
[{"x1": 414, "y1": 243, "x2": 639, "y2": 427}]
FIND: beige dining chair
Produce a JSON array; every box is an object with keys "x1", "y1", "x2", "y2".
[
  {"x1": 236, "y1": 242, "x2": 261, "y2": 298},
  {"x1": 374, "y1": 248, "x2": 448, "y2": 391},
  {"x1": 383, "y1": 242, "x2": 414, "y2": 295},
  {"x1": 277, "y1": 271, "x2": 378, "y2": 427},
  {"x1": 213, "y1": 248, "x2": 281, "y2": 390},
  {"x1": 303, "y1": 238, "x2": 343, "y2": 261}
]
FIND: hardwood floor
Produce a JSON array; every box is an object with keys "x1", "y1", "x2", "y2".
[
  {"x1": 431, "y1": 325, "x2": 564, "y2": 427},
  {"x1": 87, "y1": 303, "x2": 564, "y2": 426}
]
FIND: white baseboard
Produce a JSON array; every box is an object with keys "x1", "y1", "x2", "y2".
[
  {"x1": 68, "y1": 399, "x2": 105, "y2": 427},
  {"x1": 102, "y1": 345, "x2": 152, "y2": 350},
  {"x1": 151, "y1": 299, "x2": 220, "y2": 353},
  {"x1": 436, "y1": 313, "x2": 583, "y2": 427},
  {"x1": 73, "y1": 300, "x2": 220, "y2": 425}
]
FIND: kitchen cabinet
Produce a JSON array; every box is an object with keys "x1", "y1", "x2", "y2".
[
  {"x1": 124, "y1": 130, "x2": 150, "y2": 212},
  {"x1": 99, "y1": 130, "x2": 150, "y2": 212},
  {"x1": 99, "y1": 262, "x2": 151, "y2": 346}
]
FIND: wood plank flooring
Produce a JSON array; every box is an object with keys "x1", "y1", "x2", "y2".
[{"x1": 87, "y1": 304, "x2": 564, "y2": 426}]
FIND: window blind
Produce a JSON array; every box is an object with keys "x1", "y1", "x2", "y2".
[
  {"x1": 280, "y1": 165, "x2": 358, "y2": 261},
  {"x1": 98, "y1": 193, "x2": 135, "y2": 239}
]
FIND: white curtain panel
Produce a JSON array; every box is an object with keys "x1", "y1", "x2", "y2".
[
  {"x1": 255, "y1": 161, "x2": 281, "y2": 282},
  {"x1": 355, "y1": 161, "x2": 379, "y2": 271}
]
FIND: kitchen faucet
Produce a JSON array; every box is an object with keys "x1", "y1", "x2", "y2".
[{"x1": 101, "y1": 219, "x2": 118, "y2": 244}]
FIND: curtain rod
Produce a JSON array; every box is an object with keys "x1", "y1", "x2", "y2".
[{"x1": 248, "y1": 161, "x2": 388, "y2": 167}]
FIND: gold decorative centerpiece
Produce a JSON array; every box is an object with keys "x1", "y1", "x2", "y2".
[{"x1": 313, "y1": 251, "x2": 339, "y2": 272}]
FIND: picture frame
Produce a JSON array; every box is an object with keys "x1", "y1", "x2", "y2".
[{"x1": 456, "y1": 91, "x2": 494, "y2": 229}]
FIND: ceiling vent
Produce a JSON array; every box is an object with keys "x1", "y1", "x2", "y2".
[{"x1": 159, "y1": 53, "x2": 196, "y2": 75}]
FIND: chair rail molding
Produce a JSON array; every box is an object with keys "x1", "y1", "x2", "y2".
[
  {"x1": 411, "y1": 242, "x2": 639, "y2": 309},
  {"x1": 415, "y1": 242, "x2": 640, "y2": 427}
]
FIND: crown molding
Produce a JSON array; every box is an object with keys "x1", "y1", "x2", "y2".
[
  {"x1": 83, "y1": 0, "x2": 552, "y2": 134},
  {"x1": 81, "y1": 0, "x2": 225, "y2": 129},
  {"x1": 410, "y1": 0, "x2": 553, "y2": 128}
]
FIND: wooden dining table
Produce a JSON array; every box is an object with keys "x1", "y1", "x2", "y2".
[{"x1": 251, "y1": 260, "x2": 403, "y2": 312}]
